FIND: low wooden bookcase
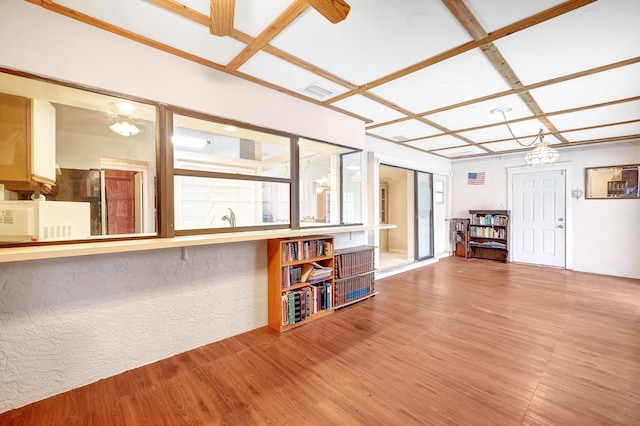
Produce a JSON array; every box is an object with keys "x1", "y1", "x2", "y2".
[
  {"x1": 267, "y1": 236, "x2": 334, "y2": 332},
  {"x1": 333, "y1": 245, "x2": 377, "y2": 309}
]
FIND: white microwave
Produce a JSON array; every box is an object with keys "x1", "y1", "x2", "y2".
[{"x1": 0, "y1": 200, "x2": 90, "y2": 242}]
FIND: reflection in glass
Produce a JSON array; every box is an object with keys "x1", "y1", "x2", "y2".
[
  {"x1": 0, "y1": 71, "x2": 157, "y2": 243},
  {"x1": 341, "y1": 151, "x2": 363, "y2": 225},
  {"x1": 174, "y1": 176, "x2": 290, "y2": 230},
  {"x1": 298, "y1": 138, "x2": 362, "y2": 227},
  {"x1": 415, "y1": 171, "x2": 433, "y2": 260},
  {"x1": 173, "y1": 114, "x2": 290, "y2": 177},
  {"x1": 585, "y1": 165, "x2": 640, "y2": 199}
]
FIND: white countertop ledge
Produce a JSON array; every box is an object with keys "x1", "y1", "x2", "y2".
[{"x1": 0, "y1": 224, "x2": 396, "y2": 263}]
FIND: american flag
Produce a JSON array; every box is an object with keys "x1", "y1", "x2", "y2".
[{"x1": 467, "y1": 172, "x2": 486, "y2": 185}]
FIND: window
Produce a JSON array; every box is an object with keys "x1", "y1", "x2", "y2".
[
  {"x1": 0, "y1": 70, "x2": 157, "y2": 244},
  {"x1": 341, "y1": 151, "x2": 363, "y2": 224},
  {"x1": 298, "y1": 138, "x2": 362, "y2": 227},
  {"x1": 0, "y1": 69, "x2": 364, "y2": 246},
  {"x1": 171, "y1": 112, "x2": 291, "y2": 233}
]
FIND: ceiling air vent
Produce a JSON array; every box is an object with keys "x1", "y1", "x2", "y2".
[
  {"x1": 302, "y1": 83, "x2": 335, "y2": 99},
  {"x1": 393, "y1": 135, "x2": 409, "y2": 141}
]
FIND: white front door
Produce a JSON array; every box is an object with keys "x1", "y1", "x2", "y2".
[{"x1": 512, "y1": 170, "x2": 566, "y2": 267}]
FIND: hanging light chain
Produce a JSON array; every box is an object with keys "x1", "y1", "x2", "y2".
[{"x1": 495, "y1": 108, "x2": 542, "y2": 147}]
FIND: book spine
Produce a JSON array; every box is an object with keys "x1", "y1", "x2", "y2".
[{"x1": 288, "y1": 292, "x2": 295, "y2": 325}]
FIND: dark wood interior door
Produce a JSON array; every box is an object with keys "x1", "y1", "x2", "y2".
[{"x1": 104, "y1": 169, "x2": 136, "y2": 235}]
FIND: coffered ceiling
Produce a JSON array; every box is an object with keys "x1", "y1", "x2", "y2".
[{"x1": 26, "y1": 0, "x2": 640, "y2": 159}]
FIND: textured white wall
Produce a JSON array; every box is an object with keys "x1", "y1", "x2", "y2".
[
  {"x1": 0, "y1": 242, "x2": 268, "y2": 412},
  {"x1": 0, "y1": 0, "x2": 368, "y2": 413},
  {"x1": 451, "y1": 141, "x2": 640, "y2": 279}
]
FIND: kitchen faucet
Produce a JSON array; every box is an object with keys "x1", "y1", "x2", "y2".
[{"x1": 221, "y1": 208, "x2": 236, "y2": 227}]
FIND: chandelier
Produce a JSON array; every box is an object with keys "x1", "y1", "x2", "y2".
[
  {"x1": 524, "y1": 139, "x2": 560, "y2": 165},
  {"x1": 491, "y1": 108, "x2": 559, "y2": 165},
  {"x1": 109, "y1": 120, "x2": 140, "y2": 137}
]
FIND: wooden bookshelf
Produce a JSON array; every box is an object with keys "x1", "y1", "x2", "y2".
[
  {"x1": 334, "y1": 245, "x2": 376, "y2": 309},
  {"x1": 468, "y1": 210, "x2": 509, "y2": 262},
  {"x1": 607, "y1": 180, "x2": 626, "y2": 197},
  {"x1": 267, "y1": 236, "x2": 334, "y2": 332},
  {"x1": 451, "y1": 218, "x2": 469, "y2": 258}
]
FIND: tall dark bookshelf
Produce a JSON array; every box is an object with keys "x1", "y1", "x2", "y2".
[
  {"x1": 451, "y1": 218, "x2": 469, "y2": 258},
  {"x1": 468, "y1": 210, "x2": 509, "y2": 262}
]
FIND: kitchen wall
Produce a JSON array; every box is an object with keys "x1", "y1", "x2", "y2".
[
  {"x1": 0, "y1": 0, "x2": 447, "y2": 413},
  {"x1": 0, "y1": 0, "x2": 369, "y2": 412},
  {"x1": 451, "y1": 140, "x2": 640, "y2": 279}
]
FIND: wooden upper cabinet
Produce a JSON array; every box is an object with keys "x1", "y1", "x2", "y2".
[
  {"x1": 0, "y1": 92, "x2": 56, "y2": 191},
  {"x1": 0, "y1": 93, "x2": 31, "y2": 182}
]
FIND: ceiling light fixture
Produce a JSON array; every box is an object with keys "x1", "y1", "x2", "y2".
[
  {"x1": 172, "y1": 135, "x2": 209, "y2": 148},
  {"x1": 109, "y1": 120, "x2": 140, "y2": 137},
  {"x1": 115, "y1": 101, "x2": 136, "y2": 115},
  {"x1": 491, "y1": 107, "x2": 559, "y2": 165}
]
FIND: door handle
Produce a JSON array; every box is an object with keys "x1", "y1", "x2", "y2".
[
  {"x1": 557, "y1": 225, "x2": 564, "y2": 229},
  {"x1": 558, "y1": 218, "x2": 564, "y2": 221}
]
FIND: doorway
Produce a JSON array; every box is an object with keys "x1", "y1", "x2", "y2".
[
  {"x1": 104, "y1": 169, "x2": 142, "y2": 235},
  {"x1": 511, "y1": 169, "x2": 566, "y2": 267},
  {"x1": 378, "y1": 165, "x2": 434, "y2": 271}
]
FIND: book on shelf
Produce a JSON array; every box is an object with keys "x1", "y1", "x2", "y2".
[
  {"x1": 335, "y1": 247, "x2": 375, "y2": 279},
  {"x1": 471, "y1": 213, "x2": 508, "y2": 226},
  {"x1": 281, "y1": 239, "x2": 333, "y2": 262},
  {"x1": 281, "y1": 282, "x2": 332, "y2": 326},
  {"x1": 469, "y1": 241, "x2": 506, "y2": 249},
  {"x1": 281, "y1": 262, "x2": 332, "y2": 288},
  {"x1": 334, "y1": 272, "x2": 374, "y2": 306},
  {"x1": 300, "y1": 262, "x2": 332, "y2": 283}
]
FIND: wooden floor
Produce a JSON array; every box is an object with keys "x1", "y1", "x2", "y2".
[{"x1": 2, "y1": 257, "x2": 640, "y2": 425}]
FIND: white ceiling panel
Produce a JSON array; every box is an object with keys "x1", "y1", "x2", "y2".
[
  {"x1": 270, "y1": 0, "x2": 472, "y2": 85},
  {"x1": 56, "y1": 0, "x2": 246, "y2": 65},
  {"x1": 366, "y1": 119, "x2": 442, "y2": 141},
  {"x1": 177, "y1": 0, "x2": 209, "y2": 15},
  {"x1": 433, "y1": 145, "x2": 487, "y2": 158},
  {"x1": 561, "y1": 122, "x2": 640, "y2": 143},
  {"x1": 234, "y1": 0, "x2": 294, "y2": 37},
  {"x1": 482, "y1": 136, "x2": 562, "y2": 153},
  {"x1": 238, "y1": 51, "x2": 350, "y2": 101},
  {"x1": 405, "y1": 135, "x2": 467, "y2": 151},
  {"x1": 370, "y1": 48, "x2": 513, "y2": 114},
  {"x1": 465, "y1": 0, "x2": 566, "y2": 32},
  {"x1": 530, "y1": 62, "x2": 640, "y2": 113},
  {"x1": 333, "y1": 95, "x2": 405, "y2": 125},
  {"x1": 494, "y1": 0, "x2": 640, "y2": 85},
  {"x1": 548, "y1": 100, "x2": 640, "y2": 131},
  {"x1": 24, "y1": 0, "x2": 637, "y2": 161},
  {"x1": 459, "y1": 119, "x2": 549, "y2": 143},
  {"x1": 424, "y1": 94, "x2": 534, "y2": 131}
]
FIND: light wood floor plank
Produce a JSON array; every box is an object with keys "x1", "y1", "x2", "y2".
[{"x1": 2, "y1": 257, "x2": 639, "y2": 425}]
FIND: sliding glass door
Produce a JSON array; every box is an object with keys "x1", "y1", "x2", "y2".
[{"x1": 415, "y1": 171, "x2": 433, "y2": 260}]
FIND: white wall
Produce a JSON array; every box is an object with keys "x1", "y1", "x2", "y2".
[
  {"x1": 433, "y1": 174, "x2": 451, "y2": 257},
  {"x1": 2, "y1": 0, "x2": 632, "y2": 413},
  {"x1": 451, "y1": 141, "x2": 640, "y2": 279},
  {"x1": 0, "y1": 242, "x2": 268, "y2": 411},
  {"x1": 0, "y1": 0, "x2": 368, "y2": 413}
]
